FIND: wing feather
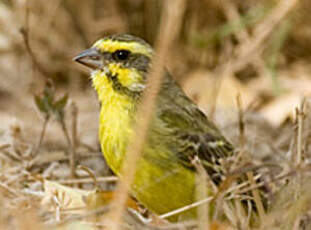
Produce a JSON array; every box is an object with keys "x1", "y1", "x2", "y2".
[{"x1": 148, "y1": 72, "x2": 234, "y2": 185}]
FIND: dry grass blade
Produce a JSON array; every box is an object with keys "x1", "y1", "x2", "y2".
[
  {"x1": 0, "y1": 182, "x2": 20, "y2": 197},
  {"x1": 70, "y1": 102, "x2": 78, "y2": 179},
  {"x1": 293, "y1": 99, "x2": 306, "y2": 201},
  {"x1": 237, "y1": 94, "x2": 245, "y2": 148},
  {"x1": 76, "y1": 165, "x2": 98, "y2": 188},
  {"x1": 236, "y1": 93, "x2": 265, "y2": 224},
  {"x1": 32, "y1": 116, "x2": 49, "y2": 158},
  {"x1": 107, "y1": 1, "x2": 187, "y2": 229},
  {"x1": 296, "y1": 98, "x2": 305, "y2": 166},
  {"x1": 0, "y1": 144, "x2": 10, "y2": 151},
  {"x1": 19, "y1": 2, "x2": 49, "y2": 84},
  {"x1": 159, "y1": 197, "x2": 213, "y2": 220},
  {"x1": 246, "y1": 172, "x2": 265, "y2": 223},
  {"x1": 193, "y1": 156, "x2": 209, "y2": 230},
  {"x1": 55, "y1": 176, "x2": 118, "y2": 185}
]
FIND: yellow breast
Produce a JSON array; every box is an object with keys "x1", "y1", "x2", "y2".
[{"x1": 92, "y1": 70, "x2": 135, "y2": 174}]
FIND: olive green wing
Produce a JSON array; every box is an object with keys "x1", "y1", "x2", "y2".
[{"x1": 150, "y1": 73, "x2": 234, "y2": 185}]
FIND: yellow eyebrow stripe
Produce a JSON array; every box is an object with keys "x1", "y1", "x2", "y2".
[{"x1": 93, "y1": 39, "x2": 153, "y2": 58}]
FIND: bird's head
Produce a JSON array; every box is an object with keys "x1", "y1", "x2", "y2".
[{"x1": 74, "y1": 34, "x2": 154, "y2": 99}]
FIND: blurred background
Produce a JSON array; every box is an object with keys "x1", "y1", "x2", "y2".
[{"x1": 1, "y1": 0, "x2": 311, "y2": 228}]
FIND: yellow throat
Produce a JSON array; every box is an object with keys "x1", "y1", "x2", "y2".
[{"x1": 91, "y1": 68, "x2": 137, "y2": 174}]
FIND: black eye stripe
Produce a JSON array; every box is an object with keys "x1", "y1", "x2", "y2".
[{"x1": 99, "y1": 50, "x2": 151, "y2": 73}]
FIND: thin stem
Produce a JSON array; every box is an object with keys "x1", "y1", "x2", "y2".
[
  {"x1": 237, "y1": 94, "x2": 245, "y2": 148},
  {"x1": 71, "y1": 103, "x2": 78, "y2": 179},
  {"x1": 193, "y1": 156, "x2": 209, "y2": 230},
  {"x1": 247, "y1": 172, "x2": 265, "y2": 223},
  {"x1": 296, "y1": 99, "x2": 305, "y2": 166},
  {"x1": 32, "y1": 116, "x2": 49, "y2": 158},
  {"x1": 60, "y1": 119, "x2": 76, "y2": 178}
]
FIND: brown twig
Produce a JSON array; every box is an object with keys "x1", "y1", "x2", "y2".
[
  {"x1": 0, "y1": 182, "x2": 20, "y2": 197},
  {"x1": 236, "y1": 93, "x2": 265, "y2": 223},
  {"x1": 159, "y1": 197, "x2": 213, "y2": 220},
  {"x1": 60, "y1": 118, "x2": 76, "y2": 179},
  {"x1": 247, "y1": 172, "x2": 265, "y2": 223},
  {"x1": 32, "y1": 116, "x2": 49, "y2": 158},
  {"x1": 0, "y1": 144, "x2": 10, "y2": 151},
  {"x1": 55, "y1": 176, "x2": 117, "y2": 185},
  {"x1": 237, "y1": 163, "x2": 311, "y2": 195},
  {"x1": 70, "y1": 102, "x2": 78, "y2": 179},
  {"x1": 230, "y1": 95, "x2": 247, "y2": 175},
  {"x1": 0, "y1": 149, "x2": 22, "y2": 162},
  {"x1": 237, "y1": 94, "x2": 245, "y2": 148},
  {"x1": 296, "y1": 98, "x2": 305, "y2": 166},
  {"x1": 192, "y1": 156, "x2": 209, "y2": 230},
  {"x1": 76, "y1": 165, "x2": 98, "y2": 188},
  {"x1": 20, "y1": 27, "x2": 50, "y2": 78},
  {"x1": 294, "y1": 98, "x2": 306, "y2": 201}
]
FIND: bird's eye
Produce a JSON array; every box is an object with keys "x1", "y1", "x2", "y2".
[{"x1": 112, "y1": 50, "x2": 130, "y2": 61}]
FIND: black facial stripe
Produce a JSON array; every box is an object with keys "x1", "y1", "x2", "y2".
[
  {"x1": 100, "y1": 51, "x2": 150, "y2": 71},
  {"x1": 106, "y1": 71, "x2": 142, "y2": 99}
]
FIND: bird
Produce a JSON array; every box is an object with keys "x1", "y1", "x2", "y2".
[{"x1": 74, "y1": 34, "x2": 255, "y2": 221}]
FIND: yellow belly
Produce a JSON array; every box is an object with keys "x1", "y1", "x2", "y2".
[{"x1": 132, "y1": 158, "x2": 197, "y2": 220}]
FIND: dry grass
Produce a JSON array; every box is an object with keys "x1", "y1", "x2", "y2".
[{"x1": 2, "y1": 0, "x2": 311, "y2": 229}]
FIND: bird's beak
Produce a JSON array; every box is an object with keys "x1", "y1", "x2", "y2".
[{"x1": 73, "y1": 48, "x2": 103, "y2": 70}]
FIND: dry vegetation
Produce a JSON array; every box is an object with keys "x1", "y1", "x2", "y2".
[{"x1": 1, "y1": 0, "x2": 311, "y2": 229}]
